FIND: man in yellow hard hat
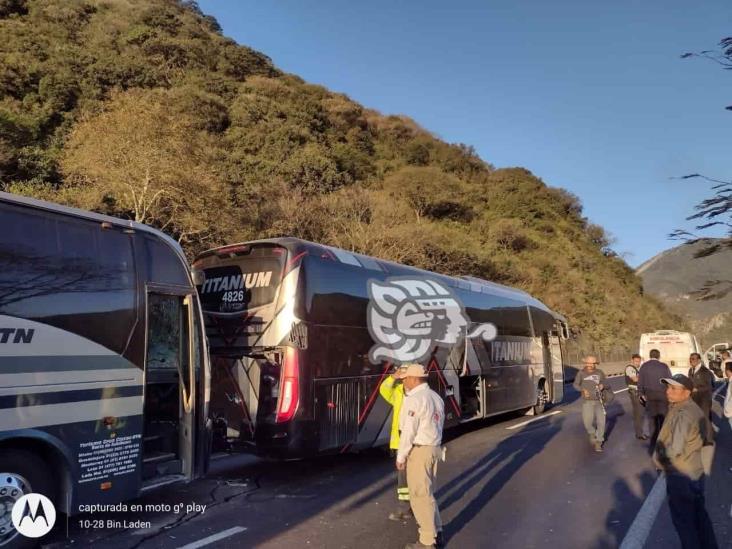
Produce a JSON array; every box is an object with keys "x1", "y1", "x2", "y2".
[{"x1": 380, "y1": 364, "x2": 410, "y2": 521}]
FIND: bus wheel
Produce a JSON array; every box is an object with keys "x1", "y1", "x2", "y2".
[
  {"x1": 533, "y1": 383, "x2": 549, "y2": 416},
  {"x1": 0, "y1": 449, "x2": 57, "y2": 549}
]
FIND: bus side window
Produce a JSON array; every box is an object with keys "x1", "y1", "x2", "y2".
[{"x1": 0, "y1": 203, "x2": 136, "y2": 355}]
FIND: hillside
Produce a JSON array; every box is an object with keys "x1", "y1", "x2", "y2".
[
  {"x1": 637, "y1": 239, "x2": 732, "y2": 346},
  {"x1": 0, "y1": 0, "x2": 680, "y2": 349}
]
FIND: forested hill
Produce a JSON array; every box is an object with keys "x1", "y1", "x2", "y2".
[
  {"x1": 0, "y1": 0, "x2": 679, "y2": 348},
  {"x1": 637, "y1": 239, "x2": 732, "y2": 346}
]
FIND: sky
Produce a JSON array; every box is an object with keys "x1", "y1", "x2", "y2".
[{"x1": 198, "y1": 0, "x2": 730, "y2": 266}]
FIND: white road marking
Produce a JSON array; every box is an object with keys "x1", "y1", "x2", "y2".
[
  {"x1": 619, "y1": 474, "x2": 667, "y2": 549},
  {"x1": 505, "y1": 410, "x2": 562, "y2": 430},
  {"x1": 613, "y1": 388, "x2": 628, "y2": 394},
  {"x1": 179, "y1": 526, "x2": 247, "y2": 549}
]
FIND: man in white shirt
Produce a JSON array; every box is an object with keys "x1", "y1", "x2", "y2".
[{"x1": 396, "y1": 363, "x2": 445, "y2": 549}]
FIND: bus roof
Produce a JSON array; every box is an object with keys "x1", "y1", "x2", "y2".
[
  {"x1": 197, "y1": 237, "x2": 564, "y2": 321},
  {"x1": 0, "y1": 191, "x2": 188, "y2": 263}
]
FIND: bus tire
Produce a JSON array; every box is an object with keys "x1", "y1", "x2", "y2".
[
  {"x1": 533, "y1": 381, "x2": 549, "y2": 416},
  {"x1": 0, "y1": 449, "x2": 58, "y2": 549}
]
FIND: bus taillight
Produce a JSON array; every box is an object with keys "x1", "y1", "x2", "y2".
[{"x1": 276, "y1": 347, "x2": 300, "y2": 423}]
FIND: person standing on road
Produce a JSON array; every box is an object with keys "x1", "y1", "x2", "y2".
[
  {"x1": 625, "y1": 353, "x2": 647, "y2": 440},
  {"x1": 638, "y1": 349, "x2": 672, "y2": 445},
  {"x1": 724, "y1": 361, "x2": 732, "y2": 432},
  {"x1": 653, "y1": 374, "x2": 718, "y2": 549},
  {"x1": 573, "y1": 355, "x2": 607, "y2": 452},
  {"x1": 379, "y1": 365, "x2": 411, "y2": 521},
  {"x1": 688, "y1": 353, "x2": 715, "y2": 442},
  {"x1": 396, "y1": 363, "x2": 445, "y2": 549}
]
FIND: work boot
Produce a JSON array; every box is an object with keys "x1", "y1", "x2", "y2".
[
  {"x1": 388, "y1": 509, "x2": 412, "y2": 521},
  {"x1": 594, "y1": 440, "x2": 603, "y2": 453},
  {"x1": 404, "y1": 543, "x2": 435, "y2": 549}
]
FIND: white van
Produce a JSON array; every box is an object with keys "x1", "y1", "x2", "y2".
[
  {"x1": 704, "y1": 342, "x2": 731, "y2": 379},
  {"x1": 639, "y1": 330, "x2": 701, "y2": 376}
]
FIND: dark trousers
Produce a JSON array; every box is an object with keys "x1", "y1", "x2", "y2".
[
  {"x1": 692, "y1": 395, "x2": 714, "y2": 442},
  {"x1": 628, "y1": 388, "x2": 645, "y2": 437},
  {"x1": 666, "y1": 475, "x2": 718, "y2": 549},
  {"x1": 397, "y1": 466, "x2": 410, "y2": 510},
  {"x1": 646, "y1": 398, "x2": 668, "y2": 445},
  {"x1": 391, "y1": 449, "x2": 410, "y2": 511}
]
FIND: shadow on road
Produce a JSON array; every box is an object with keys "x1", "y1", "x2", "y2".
[
  {"x1": 603, "y1": 400, "x2": 626, "y2": 443},
  {"x1": 437, "y1": 418, "x2": 563, "y2": 543},
  {"x1": 598, "y1": 471, "x2": 657, "y2": 548}
]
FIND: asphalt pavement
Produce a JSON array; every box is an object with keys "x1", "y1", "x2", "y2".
[{"x1": 44, "y1": 375, "x2": 730, "y2": 549}]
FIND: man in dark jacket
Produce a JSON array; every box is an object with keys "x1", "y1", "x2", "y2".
[
  {"x1": 688, "y1": 353, "x2": 715, "y2": 442},
  {"x1": 638, "y1": 349, "x2": 672, "y2": 445}
]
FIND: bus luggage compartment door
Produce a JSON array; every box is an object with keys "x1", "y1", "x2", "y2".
[{"x1": 314, "y1": 379, "x2": 359, "y2": 451}]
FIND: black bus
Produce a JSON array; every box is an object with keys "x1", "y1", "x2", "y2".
[
  {"x1": 0, "y1": 192, "x2": 210, "y2": 548},
  {"x1": 193, "y1": 237, "x2": 568, "y2": 458}
]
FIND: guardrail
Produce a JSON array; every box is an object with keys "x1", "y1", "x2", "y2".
[{"x1": 565, "y1": 361, "x2": 625, "y2": 383}]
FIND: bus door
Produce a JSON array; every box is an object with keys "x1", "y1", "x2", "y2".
[
  {"x1": 547, "y1": 329, "x2": 564, "y2": 403},
  {"x1": 142, "y1": 290, "x2": 196, "y2": 486}
]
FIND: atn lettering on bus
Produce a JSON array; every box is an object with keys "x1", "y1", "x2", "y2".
[{"x1": 0, "y1": 327, "x2": 34, "y2": 344}]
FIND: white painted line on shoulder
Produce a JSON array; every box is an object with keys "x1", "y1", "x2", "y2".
[
  {"x1": 619, "y1": 473, "x2": 666, "y2": 549},
  {"x1": 614, "y1": 388, "x2": 629, "y2": 394},
  {"x1": 506, "y1": 410, "x2": 562, "y2": 430},
  {"x1": 179, "y1": 526, "x2": 248, "y2": 549}
]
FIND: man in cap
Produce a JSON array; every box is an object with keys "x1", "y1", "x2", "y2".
[
  {"x1": 625, "y1": 353, "x2": 647, "y2": 440},
  {"x1": 638, "y1": 349, "x2": 672, "y2": 445},
  {"x1": 379, "y1": 365, "x2": 411, "y2": 521},
  {"x1": 653, "y1": 374, "x2": 718, "y2": 548},
  {"x1": 396, "y1": 363, "x2": 445, "y2": 549},
  {"x1": 573, "y1": 355, "x2": 607, "y2": 452}
]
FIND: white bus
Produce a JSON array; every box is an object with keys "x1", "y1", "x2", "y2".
[
  {"x1": 0, "y1": 192, "x2": 212, "y2": 548},
  {"x1": 639, "y1": 330, "x2": 701, "y2": 376}
]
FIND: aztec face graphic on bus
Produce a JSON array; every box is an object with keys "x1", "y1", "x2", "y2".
[{"x1": 367, "y1": 277, "x2": 497, "y2": 364}]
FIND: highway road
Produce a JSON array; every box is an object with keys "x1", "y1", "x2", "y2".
[{"x1": 44, "y1": 375, "x2": 728, "y2": 549}]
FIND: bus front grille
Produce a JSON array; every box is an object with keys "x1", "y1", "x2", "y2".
[{"x1": 315, "y1": 380, "x2": 359, "y2": 451}]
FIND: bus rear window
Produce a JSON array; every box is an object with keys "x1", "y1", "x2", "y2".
[{"x1": 197, "y1": 246, "x2": 285, "y2": 313}]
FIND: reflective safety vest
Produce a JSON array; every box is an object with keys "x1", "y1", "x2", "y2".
[{"x1": 379, "y1": 376, "x2": 404, "y2": 450}]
